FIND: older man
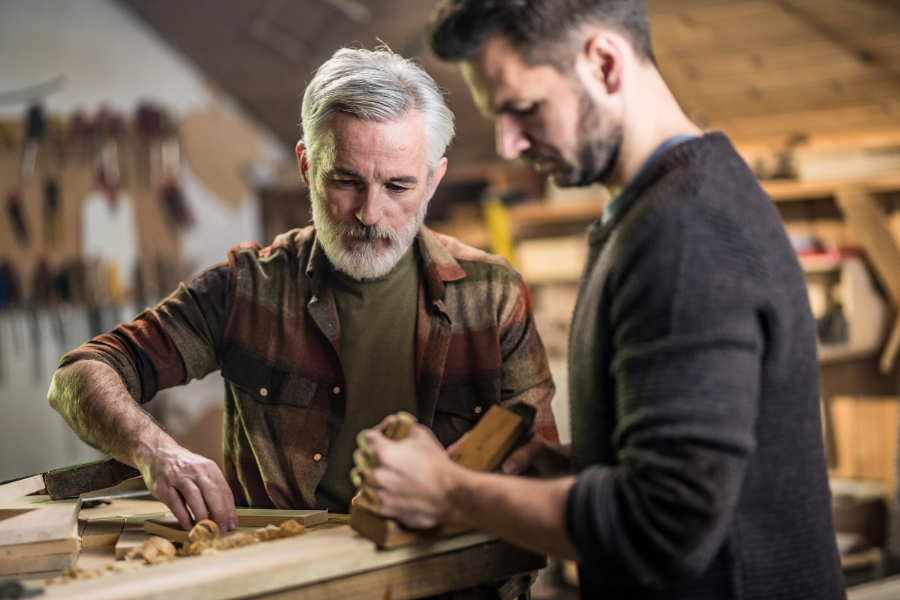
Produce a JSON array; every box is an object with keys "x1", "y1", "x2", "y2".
[
  {"x1": 48, "y1": 47, "x2": 557, "y2": 534},
  {"x1": 353, "y1": 2, "x2": 844, "y2": 599}
]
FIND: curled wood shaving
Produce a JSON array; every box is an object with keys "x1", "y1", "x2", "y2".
[{"x1": 126, "y1": 535, "x2": 178, "y2": 564}]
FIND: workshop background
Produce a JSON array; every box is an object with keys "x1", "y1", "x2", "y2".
[{"x1": 1, "y1": 0, "x2": 900, "y2": 593}]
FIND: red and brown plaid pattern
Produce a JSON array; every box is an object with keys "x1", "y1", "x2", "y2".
[{"x1": 60, "y1": 226, "x2": 558, "y2": 509}]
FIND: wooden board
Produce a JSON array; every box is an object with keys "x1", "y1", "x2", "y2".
[
  {"x1": 235, "y1": 509, "x2": 327, "y2": 528},
  {"x1": 0, "y1": 550, "x2": 78, "y2": 576},
  {"x1": 351, "y1": 405, "x2": 530, "y2": 548},
  {"x1": 0, "y1": 474, "x2": 44, "y2": 505},
  {"x1": 0, "y1": 535, "x2": 78, "y2": 560},
  {"x1": 0, "y1": 496, "x2": 81, "y2": 546},
  {"x1": 82, "y1": 518, "x2": 125, "y2": 549},
  {"x1": 144, "y1": 510, "x2": 327, "y2": 543},
  {"x1": 40, "y1": 526, "x2": 530, "y2": 600},
  {"x1": 79, "y1": 498, "x2": 170, "y2": 521}
]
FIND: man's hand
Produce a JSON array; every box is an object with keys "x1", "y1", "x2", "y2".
[
  {"x1": 351, "y1": 422, "x2": 463, "y2": 529},
  {"x1": 135, "y1": 441, "x2": 237, "y2": 533},
  {"x1": 501, "y1": 437, "x2": 572, "y2": 477}
]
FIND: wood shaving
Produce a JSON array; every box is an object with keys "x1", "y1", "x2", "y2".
[
  {"x1": 178, "y1": 518, "x2": 307, "y2": 556},
  {"x1": 46, "y1": 519, "x2": 307, "y2": 585}
]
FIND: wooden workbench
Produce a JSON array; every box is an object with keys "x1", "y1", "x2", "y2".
[{"x1": 34, "y1": 524, "x2": 544, "y2": 600}]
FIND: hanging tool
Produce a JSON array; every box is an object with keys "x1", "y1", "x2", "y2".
[
  {"x1": 20, "y1": 102, "x2": 46, "y2": 182},
  {"x1": 6, "y1": 187, "x2": 30, "y2": 244},
  {"x1": 43, "y1": 177, "x2": 62, "y2": 247}
]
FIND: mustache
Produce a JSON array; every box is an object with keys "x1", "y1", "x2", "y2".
[{"x1": 333, "y1": 222, "x2": 400, "y2": 244}]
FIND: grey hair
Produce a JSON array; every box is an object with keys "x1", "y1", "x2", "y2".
[{"x1": 300, "y1": 47, "x2": 455, "y2": 174}]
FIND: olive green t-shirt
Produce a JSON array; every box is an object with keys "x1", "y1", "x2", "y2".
[{"x1": 314, "y1": 248, "x2": 420, "y2": 513}]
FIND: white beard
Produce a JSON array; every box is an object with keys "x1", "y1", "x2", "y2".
[{"x1": 311, "y1": 189, "x2": 428, "y2": 281}]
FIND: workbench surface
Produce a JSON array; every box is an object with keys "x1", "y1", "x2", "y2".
[{"x1": 36, "y1": 523, "x2": 544, "y2": 600}]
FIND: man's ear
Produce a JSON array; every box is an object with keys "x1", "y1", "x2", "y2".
[
  {"x1": 583, "y1": 33, "x2": 625, "y2": 95},
  {"x1": 428, "y1": 157, "x2": 449, "y2": 200},
  {"x1": 296, "y1": 141, "x2": 311, "y2": 187}
]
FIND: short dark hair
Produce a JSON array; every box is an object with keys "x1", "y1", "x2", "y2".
[{"x1": 426, "y1": 0, "x2": 655, "y2": 70}]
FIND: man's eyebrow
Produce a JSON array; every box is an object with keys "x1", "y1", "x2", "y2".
[
  {"x1": 329, "y1": 168, "x2": 418, "y2": 185},
  {"x1": 330, "y1": 167, "x2": 361, "y2": 178},
  {"x1": 387, "y1": 175, "x2": 418, "y2": 185}
]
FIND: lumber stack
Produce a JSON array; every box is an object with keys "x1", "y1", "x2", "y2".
[{"x1": 0, "y1": 494, "x2": 82, "y2": 575}]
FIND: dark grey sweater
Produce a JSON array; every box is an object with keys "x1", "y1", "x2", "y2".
[{"x1": 566, "y1": 133, "x2": 845, "y2": 599}]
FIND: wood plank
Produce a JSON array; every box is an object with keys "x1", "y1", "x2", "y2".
[
  {"x1": 0, "y1": 475, "x2": 44, "y2": 505},
  {"x1": 79, "y1": 498, "x2": 170, "y2": 521},
  {"x1": 0, "y1": 496, "x2": 81, "y2": 546},
  {"x1": 0, "y1": 551, "x2": 77, "y2": 576},
  {"x1": 81, "y1": 518, "x2": 125, "y2": 549},
  {"x1": 235, "y1": 509, "x2": 327, "y2": 528},
  {"x1": 0, "y1": 535, "x2": 78, "y2": 560},
  {"x1": 144, "y1": 509, "x2": 327, "y2": 543},
  {"x1": 38, "y1": 526, "x2": 506, "y2": 600}
]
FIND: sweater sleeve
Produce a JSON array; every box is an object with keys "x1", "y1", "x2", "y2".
[
  {"x1": 567, "y1": 199, "x2": 765, "y2": 586},
  {"x1": 58, "y1": 262, "x2": 234, "y2": 404}
]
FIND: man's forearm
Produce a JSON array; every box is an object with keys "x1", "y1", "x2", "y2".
[
  {"x1": 47, "y1": 360, "x2": 176, "y2": 466},
  {"x1": 445, "y1": 468, "x2": 581, "y2": 562}
]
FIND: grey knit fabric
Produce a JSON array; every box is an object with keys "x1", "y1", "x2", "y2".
[{"x1": 566, "y1": 132, "x2": 845, "y2": 599}]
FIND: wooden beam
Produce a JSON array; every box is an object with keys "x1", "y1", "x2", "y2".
[{"x1": 834, "y1": 188, "x2": 900, "y2": 307}]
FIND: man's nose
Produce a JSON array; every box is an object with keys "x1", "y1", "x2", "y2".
[
  {"x1": 496, "y1": 115, "x2": 531, "y2": 160},
  {"x1": 355, "y1": 188, "x2": 384, "y2": 227}
]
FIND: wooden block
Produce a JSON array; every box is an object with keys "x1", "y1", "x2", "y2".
[
  {"x1": 0, "y1": 550, "x2": 78, "y2": 576},
  {"x1": 81, "y1": 518, "x2": 125, "y2": 549},
  {"x1": 0, "y1": 496, "x2": 81, "y2": 546},
  {"x1": 115, "y1": 513, "x2": 168, "y2": 560},
  {"x1": 0, "y1": 536, "x2": 78, "y2": 560},
  {"x1": 450, "y1": 406, "x2": 530, "y2": 472},
  {"x1": 351, "y1": 405, "x2": 530, "y2": 549},
  {"x1": 235, "y1": 508, "x2": 327, "y2": 528},
  {"x1": 0, "y1": 474, "x2": 44, "y2": 505}
]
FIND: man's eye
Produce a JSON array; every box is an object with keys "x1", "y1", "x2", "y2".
[
  {"x1": 387, "y1": 184, "x2": 408, "y2": 193},
  {"x1": 335, "y1": 179, "x2": 358, "y2": 187}
]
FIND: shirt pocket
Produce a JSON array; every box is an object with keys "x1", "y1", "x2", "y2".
[{"x1": 220, "y1": 345, "x2": 317, "y2": 408}]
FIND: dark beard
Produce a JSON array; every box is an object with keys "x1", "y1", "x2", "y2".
[{"x1": 557, "y1": 86, "x2": 621, "y2": 188}]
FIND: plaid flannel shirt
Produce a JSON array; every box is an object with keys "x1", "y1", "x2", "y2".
[{"x1": 60, "y1": 226, "x2": 558, "y2": 510}]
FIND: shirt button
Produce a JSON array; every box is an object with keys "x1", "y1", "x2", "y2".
[
  {"x1": 333, "y1": 387, "x2": 341, "y2": 395},
  {"x1": 260, "y1": 388, "x2": 268, "y2": 397},
  {"x1": 313, "y1": 453, "x2": 322, "y2": 461},
  {"x1": 474, "y1": 406, "x2": 482, "y2": 414}
]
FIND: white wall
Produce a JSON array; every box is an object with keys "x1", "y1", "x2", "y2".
[{"x1": 0, "y1": 0, "x2": 290, "y2": 482}]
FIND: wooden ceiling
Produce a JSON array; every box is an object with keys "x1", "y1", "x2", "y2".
[{"x1": 116, "y1": 0, "x2": 900, "y2": 167}]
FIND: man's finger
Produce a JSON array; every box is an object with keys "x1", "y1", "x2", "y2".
[
  {"x1": 161, "y1": 486, "x2": 194, "y2": 531},
  {"x1": 175, "y1": 479, "x2": 209, "y2": 526},
  {"x1": 194, "y1": 474, "x2": 230, "y2": 531}
]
